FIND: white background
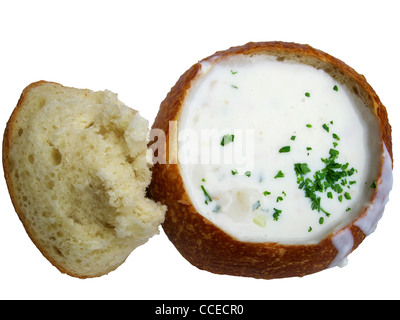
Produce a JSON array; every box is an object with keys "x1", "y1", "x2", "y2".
[{"x1": 1, "y1": 0, "x2": 399, "y2": 300}]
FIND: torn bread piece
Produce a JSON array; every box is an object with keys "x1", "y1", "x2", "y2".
[{"x1": 3, "y1": 81, "x2": 166, "y2": 278}]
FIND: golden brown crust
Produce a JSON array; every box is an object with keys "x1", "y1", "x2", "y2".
[
  {"x1": 149, "y1": 42, "x2": 392, "y2": 279},
  {"x1": 2, "y1": 81, "x2": 80, "y2": 277}
]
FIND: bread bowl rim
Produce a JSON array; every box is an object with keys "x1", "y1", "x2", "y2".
[{"x1": 148, "y1": 41, "x2": 393, "y2": 279}]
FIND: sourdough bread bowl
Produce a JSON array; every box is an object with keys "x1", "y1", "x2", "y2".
[
  {"x1": 148, "y1": 42, "x2": 393, "y2": 279},
  {"x1": 3, "y1": 81, "x2": 166, "y2": 278}
]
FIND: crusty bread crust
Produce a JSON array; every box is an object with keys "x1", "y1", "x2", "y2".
[
  {"x1": 2, "y1": 81, "x2": 78, "y2": 276},
  {"x1": 148, "y1": 42, "x2": 392, "y2": 279}
]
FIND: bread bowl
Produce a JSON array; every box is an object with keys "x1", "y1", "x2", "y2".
[
  {"x1": 148, "y1": 42, "x2": 393, "y2": 279},
  {"x1": 3, "y1": 81, "x2": 166, "y2": 278}
]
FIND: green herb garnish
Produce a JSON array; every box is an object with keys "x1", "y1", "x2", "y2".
[
  {"x1": 279, "y1": 146, "x2": 291, "y2": 153},
  {"x1": 333, "y1": 85, "x2": 339, "y2": 91},
  {"x1": 273, "y1": 208, "x2": 282, "y2": 221},
  {"x1": 231, "y1": 70, "x2": 238, "y2": 75},
  {"x1": 306, "y1": 124, "x2": 312, "y2": 128},
  {"x1": 291, "y1": 135, "x2": 296, "y2": 141},
  {"x1": 322, "y1": 123, "x2": 330, "y2": 132},
  {"x1": 329, "y1": 148, "x2": 339, "y2": 158},
  {"x1": 245, "y1": 171, "x2": 251, "y2": 177},
  {"x1": 294, "y1": 163, "x2": 311, "y2": 175},
  {"x1": 221, "y1": 134, "x2": 234, "y2": 146},
  {"x1": 305, "y1": 92, "x2": 311, "y2": 97},
  {"x1": 347, "y1": 167, "x2": 357, "y2": 176},
  {"x1": 274, "y1": 170, "x2": 285, "y2": 178},
  {"x1": 231, "y1": 169, "x2": 238, "y2": 175},
  {"x1": 294, "y1": 159, "x2": 331, "y2": 217},
  {"x1": 263, "y1": 191, "x2": 271, "y2": 196},
  {"x1": 370, "y1": 181, "x2": 377, "y2": 188},
  {"x1": 332, "y1": 133, "x2": 340, "y2": 141},
  {"x1": 201, "y1": 185, "x2": 212, "y2": 204}
]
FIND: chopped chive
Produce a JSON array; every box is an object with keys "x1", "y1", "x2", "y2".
[
  {"x1": 347, "y1": 167, "x2": 354, "y2": 174},
  {"x1": 231, "y1": 169, "x2": 238, "y2": 175},
  {"x1": 276, "y1": 196, "x2": 283, "y2": 203},
  {"x1": 274, "y1": 170, "x2": 285, "y2": 178},
  {"x1": 231, "y1": 84, "x2": 238, "y2": 89},
  {"x1": 293, "y1": 136, "x2": 358, "y2": 221},
  {"x1": 202, "y1": 178, "x2": 206, "y2": 182},
  {"x1": 291, "y1": 135, "x2": 296, "y2": 141},
  {"x1": 329, "y1": 148, "x2": 339, "y2": 159},
  {"x1": 308, "y1": 226, "x2": 312, "y2": 232},
  {"x1": 319, "y1": 217, "x2": 324, "y2": 224},
  {"x1": 305, "y1": 92, "x2": 311, "y2": 97},
  {"x1": 332, "y1": 133, "x2": 340, "y2": 140},
  {"x1": 263, "y1": 191, "x2": 271, "y2": 196},
  {"x1": 279, "y1": 146, "x2": 291, "y2": 153},
  {"x1": 344, "y1": 192, "x2": 351, "y2": 200},
  {"x1": 273, "y1": 208, "x2": 282, "y2": 221},
  {"x1": 322, "y1": 123, "x2": 330, "y2": 132},
  {"x1": 294, "y1": 163, "x2": 311, "y2": 175},
  {"x1": 201, "y1": 185, "x2": 212, "y2": 203},
  {"x1": 306, "y1": 124, "x2": 312, "y2": 128},
  {"x1": 370, "y1": 181, "x2": 377, "y2": 188},
  {"x1": 307, "y1": 147, "x2": 312, "y2": 151},
  {"x1": 221, "y1": 134, "x2": 234, "y2": 146},
  {"x1": 245, "y1": 171, "x2": 251, "y2": 177},
  {"x1": 332, "y1": 184, "x2": 343, "y2": 194},
  {"x1": 333, "y1": 85, "x2": 339, "y2": 91},
  {"x1": 346, "y1": 208, "x2": 351, "y2": 212},
  {"x1": 231, "y1": 70, "x2": 238, "y2": 74}
]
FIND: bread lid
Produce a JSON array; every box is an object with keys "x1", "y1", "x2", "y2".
[{"x1": 3, "y1": 81, "x2": 166, "y2": 278}]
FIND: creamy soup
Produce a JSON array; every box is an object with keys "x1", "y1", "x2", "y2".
[{"x1": 178, "y1": 54, "x2": 385, "y2": 245}]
